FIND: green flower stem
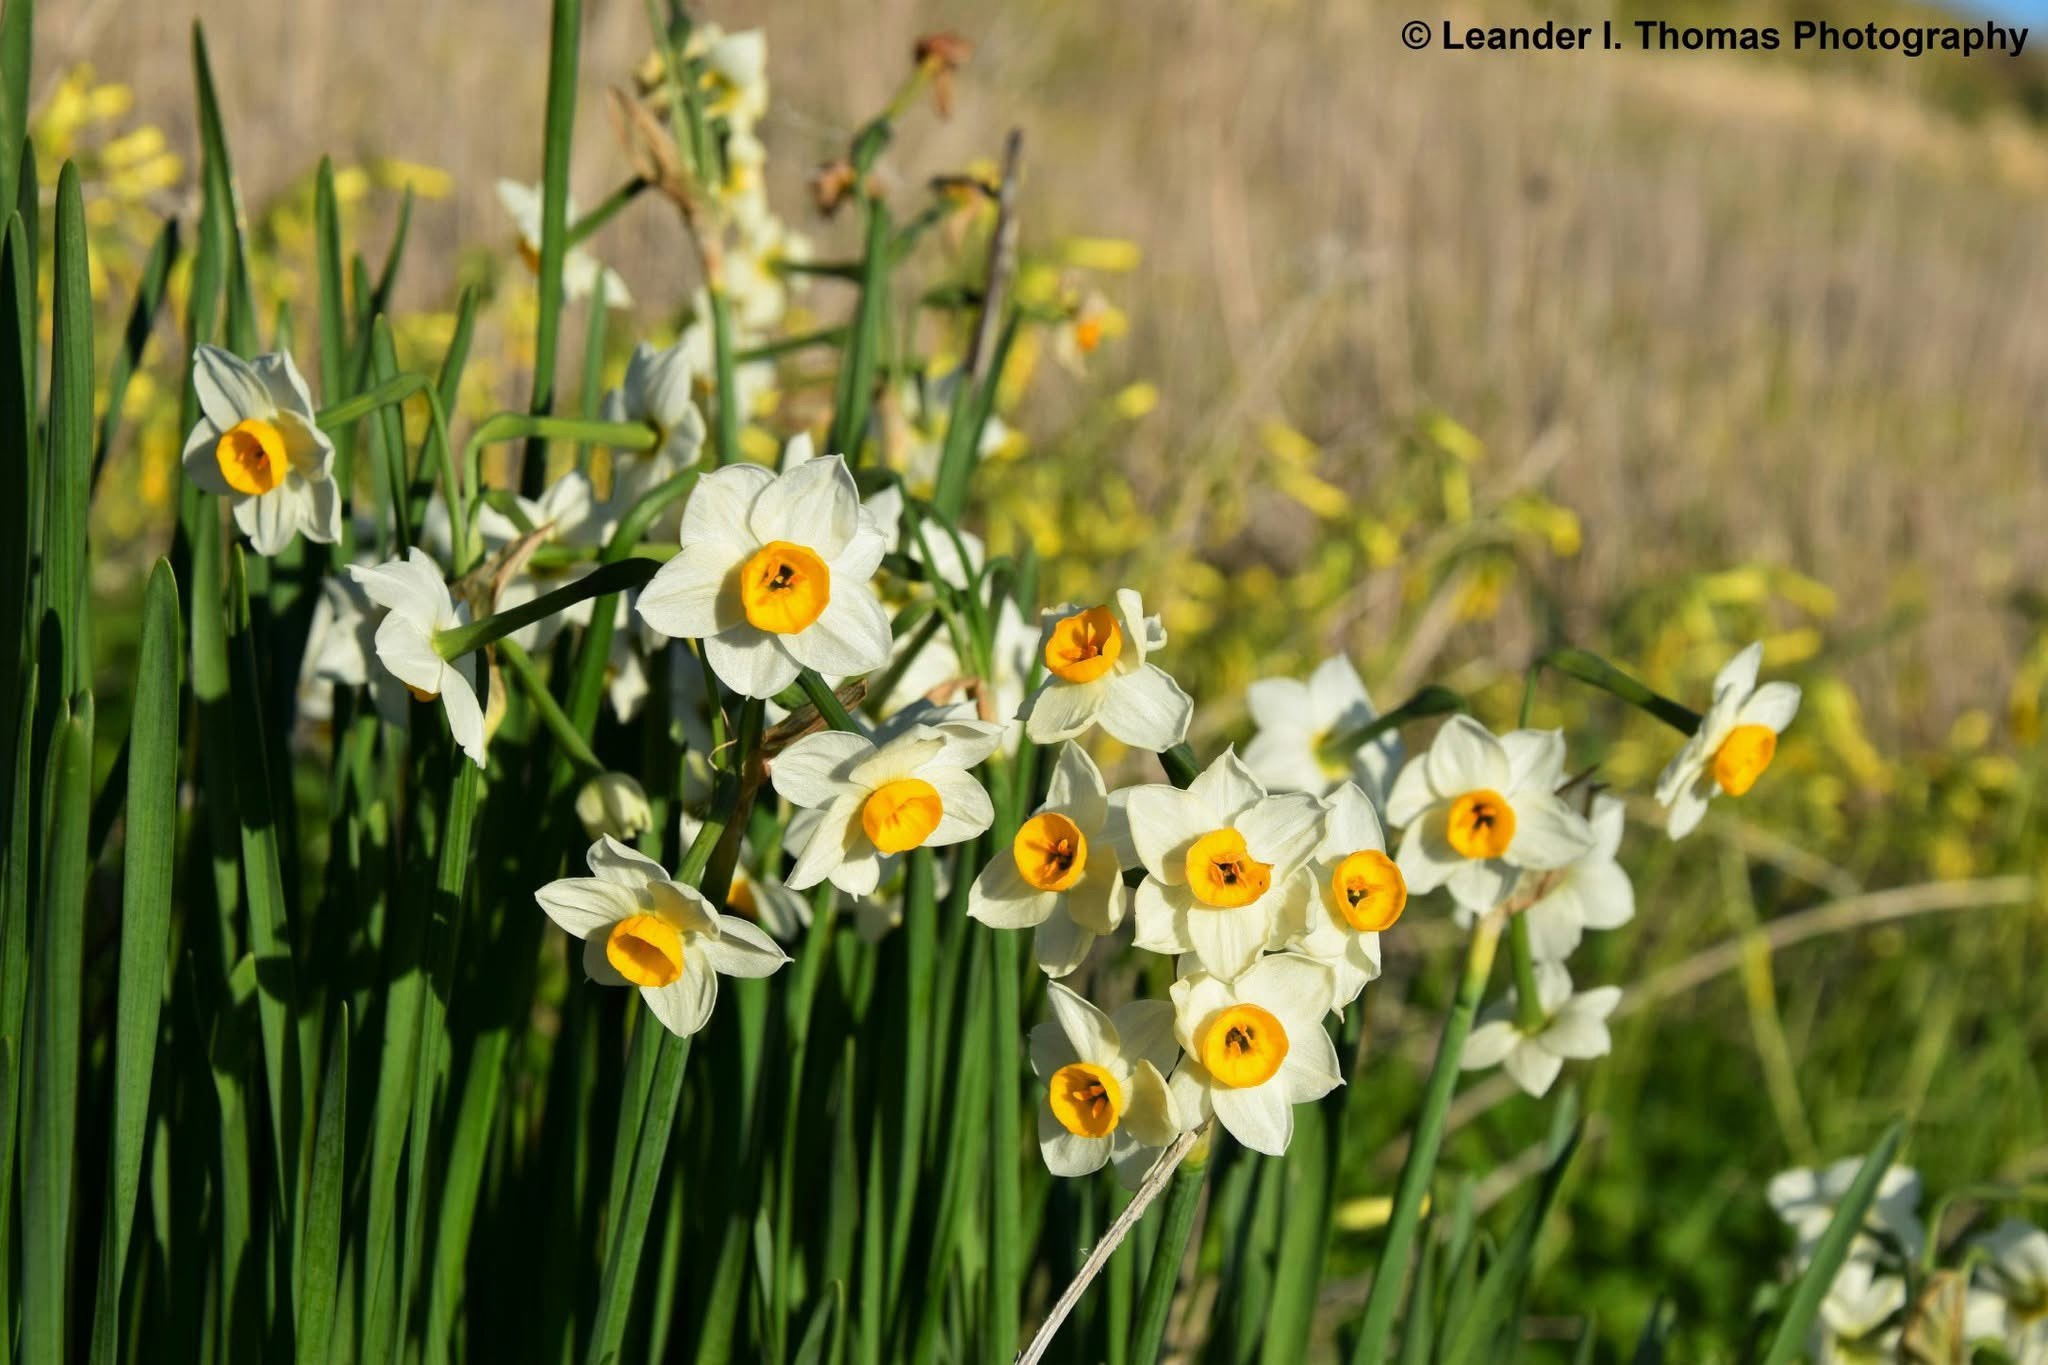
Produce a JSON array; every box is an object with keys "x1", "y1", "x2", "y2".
[
  {"x1": 1317, "y1": 684, "x2": 1468, "y2": 768},
  {"x1": 1351, "y1": 911, "x2": 1504, "y2": 1364},
  {"x1": 1159, "y1": 743, "x2": 1201, "y2": 789},
  {"x1": 1507, "y1": 911, "x2": 1547, "y2": 1033},
  {"x1": 527, "y1": 540, "x2": 674, "y2": 571},
  {"x1": 432, "y1": 557, "x2": 658, "y2": 659},
  {"x1": 496, "y1": 640, "x2": 602, "y2": 775},
  {"x1": 798, "y1": 669, "x2": 862, "y2": 733},
  {"x1": 1130, "y1": 1144, "x2": 1211, "y2": 1365},
  {"x1": 565, "y1": 175, "x2": 647, "y2": 249},
  {"x1": 314, "y1": 368, "x2": 466, "y2": 569},
  {"x1": 707, "y1": 288, "x2": 742, "y2": 465},
  {"x1": 1530, "y1": 647, "x2": 1702, "y2": 737},
  {"x1": 736, "y1": 326, "x2": 848, "y2": 365}
]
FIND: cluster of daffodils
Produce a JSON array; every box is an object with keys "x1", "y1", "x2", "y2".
[{"x1": 1768, "y1": 1157, "x2": 2048, "y2": 1363}]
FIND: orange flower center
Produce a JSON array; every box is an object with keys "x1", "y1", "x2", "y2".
[
  {"x1": 1047, "y1": 1061, "x2": 1122, "y2": 1138},
  {"x1": 1712, "y1": 724, "x2": 1777, "y2": 797},
  {"x1": 605, "y1": 913, "x2": 685, "y2": 989},
  {"x1": 1446, "y1": 789, "x2": 1515, "y2": 860},
  {"x1": 1330, "y1": 849, "x2": 1407, "y2": 932},
  {"x1": 1013, "y1": 811, "x2": 1088, "y2": 892},
  {"x1": 1043, "y1": 606, "x2": 1123, "y2": 683},
  {"x1": 215, "y1": 418, "x2": 289, "y2": 496},
  {"x1": 738, "y1": 540, "x2": 831, "y2": 634},
  {"x1": 1198, "y1": 1003, "x2": 1288, "y2": 1089},
  {"x1": 1184, "y1": 828, "x2": 1272, "y2": 909},
  {"x1": 861, "y1": 778, "x2": 944, "y2": 854}
]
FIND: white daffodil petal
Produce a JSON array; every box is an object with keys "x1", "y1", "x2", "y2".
[
  {"x1": 1130, "y1": 879, "x2": 1196, "y2": 956},
  {"x1": 1461, "y1": 1020, "x2": 1522, "y2": 1070},
  {"x1": 1211, "y1": 1083, "x2": 1294, "y2": 1157},
  {"x1": 1502, "y1": 1043, "x2": 1564, "y2": 1097},
  {"x1": 1506, "y1": 795, "x2": 1594, "y2": 870},
  {"x1": 535, "y1": 877, "x2": 633, "y2": 938},
  {"x1": 782, "y1": 589, "x2": 892, "y2": 677},
  {"x1": 748, "y1": 452, "x2": 858, "y2": 557},
  {"x1": 1426, "y1": 715, "x2": 1509, "y2": 797},
  {"x1": 637, "y1": 543, "x2": 742, "y2": 639},
  {"x1": 1021, "y1": 677, "x2": 1107, "y2": 743},
  {"x1": 193, "y1": 345, "x2": 273, "y2": 430},
  {"x1": 770, "y1": 731, "x2": 874, "y2": 807},
  {"x1": 1125, "y1": 785, "x2": 1210, "y2": 883},
  {"x1": 704, "y1": 629, "x2": 802, "y2": 699},
  {"x1": 1031, "y1": 913, "x2": 1094, "y2": 978},
  {"x1": 698, "y1": 916, "x2": 790, "y2": 978},
  {"x1": 642, "y1": 965, "x2": 719, "y2": 1038},
  {"x1": 969, "y1": 856, "x2": 1054, "y2": 929},
  {"x1": 1097, "y1": 666, "x2": 1194, "y2": 751},
  {"x1": 1739, "y1": 681, "x2": 1801, "y2": 732}
]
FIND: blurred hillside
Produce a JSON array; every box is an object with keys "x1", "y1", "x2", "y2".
[{"x1": 35, "y1": 0, "x2": 2048, "y2": 754}]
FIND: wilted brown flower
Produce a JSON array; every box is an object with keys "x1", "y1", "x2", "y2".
[
  {"x1": 914, "y1": 32, "x2": 974, "y2": 117},
  {"x1": 811, "y1": 159, "x2": 859, "y2": 217}
]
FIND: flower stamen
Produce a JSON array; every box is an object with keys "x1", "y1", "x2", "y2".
[
  {"x1": 738, "y1": 540, "x2": 831, "y2": 634},
  {"x1": 1043, "y1": 606, "x2": 1123, "y2": 683},
  {"x1": 1445, "y1": 789, "x2": 1515, "y2": 860},
  {"x1": 1198, "y1": 1003, "x2": 1288, "y2": 1088},
  {"x1": 1014, "y1": 811, "x2": 1088, "y2": 892},
  {"x1": 1047, "y1": 1061, "x2": 1122, "y2": 1138}
]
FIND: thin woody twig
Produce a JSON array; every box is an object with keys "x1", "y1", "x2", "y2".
[{"x1": 1013, "y1": 1123, "x2": 1206, "y2": 1365}]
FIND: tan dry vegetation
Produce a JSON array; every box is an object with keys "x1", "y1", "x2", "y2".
[{"x1": 39, "y1": 0, "x2": 2048, "y2": 738}]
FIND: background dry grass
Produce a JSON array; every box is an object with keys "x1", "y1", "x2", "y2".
[{"x1": 42, "y1": 0, "x2": 2048, "y2": 746}]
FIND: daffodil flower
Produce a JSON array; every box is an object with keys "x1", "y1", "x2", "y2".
[
  {"x1": 1655, "y1": 642, "x2": 1801, "y2": 839},
  {"x1": 1811, "y1": 1258, "x2": 1907, "y2": 1364},
  {"x1": 1289, "y1": 782, "x2": 1397, "y2": 1010},
  {"x1": 635, "y1": 455, "x2": 893, "y2": 698},
  {"x1": 180, "y1": 344, "x2": 341, "y2": 556},
  {"x1": 771, "y1": 713, "x2": 1004, "y2": 896},
  {"x1": 600, "y1": 340, "x2": 708, "y2": 507},
  {"x1": 690, "y1": 25, "x2": 769, "y2": 127},
  {"x1": 969, "y1": 743, "x2": 1130, "y2": 978},
  {"x1": 576, "y1": 772, "x2": 654, "y2": 843},
  {"x1": 1128, "y1": 748, "x2": 1324, "y2": 979},
  {"x1": 1969, "y1": 1219, "x2": 2048, "y2": 1360},
  {"x1": 1385, "y1": 717, "x2": 1594, "y2": 911},
  {"x1": 1459, "y1": 960, "x2": 1617, "y2": 1098},
  {"x1": 1768, "y1": 1158, "x2": 1925, "y2": 1264},
  {"x1": 348, "y1": 549, "x2": 487, "y2": 769},
  {"x1": 298, "y1": 570, "x2": 407, "y2": 731},
  {"x1": 1017, "y1": 590, "x2": 1193, "y2": 752},
  {"x1": 1244, "y1": 656, "x2": 1404, "y2": 804},
  {"x1": 1509, "y1": 793, "x2": 1634, "y2": 961},
  {"x1": 1166, "y1": 954, "x2": 1343, "y2": 1156},
  {"x1": 496, "y1": 179, "x2": 632, "y2": 306},
  {"x1": 1030, "y1": 982, "x2": 1184, "y2": 1184},
  {"x1": 535, "y1": 836, "x2": 787, "y2": 1037}
]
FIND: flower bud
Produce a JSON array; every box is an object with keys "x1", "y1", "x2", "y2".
[{"x1": 576, "y1": 772, "x2": 654, "y2": 843}]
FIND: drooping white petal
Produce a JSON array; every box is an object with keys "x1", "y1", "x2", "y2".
[
  {"x1": 1237, "y1": 793, "x2": 1325, "y2": 873},
  {"x1": 704, "y1": 628, "x2": 802, "y2": 699},
  {"x1": 1502, "y1": 1043, "x2": 1564, "y2": 1097},
  {"x1": 371, "y1": 614, "x2": 445, "y2": 697},
  {"x1": 1211, "y1": 1082, "x2": 1294, "y2": 1157},
  {"x1": 1130, "y1": 878, "x2": 1196, "y2": 956},
  {"x1": 1036, "y1": 1107, "x2": 1110, "y2": 1178},
  {"x1": 968, "y1": 853, "x2": 1054, "y2": 929},
  {"x1": 1031, "y1": 912, "x2": 1094, "y2": 979},
  {"x1": 193, "y1": 344, "x2": 274, "y2": 431},
  {"x1": 697, "y1": 915, "x2": 790, "y2": 978},
  {"x1": 1461, "y1": 1019, "x2": 1522, "y2": 1070},
  {"x1": 1020, "y1": 677, "x2": 1109, "y2": 743},
  {"x1": 1739, "y1": 681, "x2": 1801, "y2": 733},
  {"x1": 587, "y1": 834, "x2": 670, "y2": 889},
  {"x1": 1711, "y1": 642, "x2": 1763, "y2": 706},
  {"x1": 784, "y1": 797, "x2": 864, "y2": 891},
  {"x1": 438, "y1": 656, "x2": 489, "y2": 769},
  {"x1": 350, "y1": 549, "x2": 454, "y2": 630},
  {"x1": 642, "y1": 962, "x2": 718, "y2": 1037},
  {"x1": 1500, "y1": 728, "x2": 1568, "y2": 796},
  {"x1": 1096, "y1": 666, "x2": 1193, "y2": 751}
]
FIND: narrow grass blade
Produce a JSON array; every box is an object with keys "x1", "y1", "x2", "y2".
[
  {"x1": 0, "y1": 0, "x2": 30, "y2": 211},
  {"x1": 295, "y1": 1004, "x2": 349, "y2": 1365},
  {"x1": 87, "y1": 561, "x2": 183, "y2": 1365},
  {"x1": 1131, "y1": 1152, "x2": 1209, "y2": 1365},
  {"x1": 1439, "y1": 1102, "x2": 1583, "y2": 1365},
  {"x1": 47, "y1": 162, "x2": 95, "y2": 695},
  {"x1": 521, "y1": 0, "x2": 583, "y2": 495},
  {"x1": 1760, "y1": 1123, "x2": 1906, "y2": 1365},
  {"x1": 22, "y1": 698, "x2": 94, "y2": 1363},
  {"x1": 192, "y1": 24, "x2": 258, "y2": 349}
]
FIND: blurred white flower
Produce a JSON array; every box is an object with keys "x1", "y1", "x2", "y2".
[
  {"x1": 1812, "y1": 1257, "x2": 1905, "y2": 1364},
  {"x1": 1244, "y1": 656, "x2": 1403, "y2": 805},
  {"x1": 1767, "y1": 1158, "x2": 1925, "y2": 1265},
  {"x1": 1654, "y1": 642, "x2": 1801, "y2": 839},
  {"x1": 348, "y1": 549, "x2": 487, "y2": 768},
  {"x1": 496, "y1": 179, "x2": 631, "y2": 307},
  {"x1": 1514, "y1": 793, "x2": 1635, "y2": 961},
  {"x1": 1017, "y1": 590, "x2": 1192, "y2": 752},
  {"x1": 1127, "y1": 749, "x2": 1323, "y2": 980},
  {"x1": 180, "y1": 344, "x2": 340, "y2": 556},
  {"x1": 679, "y1": 811, "x2": 816, "y2": 945},
  {"x1": 1461, "y1": 960, "x2": 1618, "y2": 1098},
  {"x1": 297, "y1": 571, "x2": 406, "y2": 730},
  {"x1": 576, "y1": 772, "x2": 654, "y2": 843},
  {"x1": 636, "y1": 456, "x2": 893, "y2": 698},
  {"x1": 477, "y1": 471, "x2": 613, "y2": 654},
  {"x1": 771, "y1": 716, "x2": 1003, "y2": 896},
  {"x1": 1385, "y1": 718, "x2": 1594, "y2": 911},
  {"x1": 534, "y1": 836, "x2": 786, "y2": 1037},
  {"x1": 1290, "y1": 782, "x2": 1396, "y2": 1010},
  {"x1": 1971, "y1": 1219, "x2": 2048, "y2": 1362},
  {"x1": 1029, "y1": 982, "x2": 1183, "y2": 1185},
  {"x1": 601, "y1": 340, "x2": 708, "y2": 507},
  {"x1": 1167, "y1": 954, "x2": 1343, "y2": 1156},
  {"x1": 969, "y1": 743, "x2": 1129, "y2": 978}
]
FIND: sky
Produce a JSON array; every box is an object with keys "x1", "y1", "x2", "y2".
[{"x1": 1957, "y1": 0, "x2": 2048, "y2": 22}]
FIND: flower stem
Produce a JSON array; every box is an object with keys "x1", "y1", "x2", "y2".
[
  {"x1": 1350, "y1": 911, "x2": 1503, "y2": 1364},
  {"x1": 1159, "y1": 744, "x2": 1201, "y2": 789},
  {"x1": 496, "y1": 639, "x2": 602, "y2": 775},
  {"x1": 797, "y1": 669, "x2": 861, "y2": 733},
  {"x1": 1130, "y1": 1144, "x2": 1210, "y2": 1365},
  {"x1": 1528, "y1": 647, "x2": 1701, "y2": 737},
  {"x1": 1507, "y1": 911, "x2": 1547, "y2": 1034},
  {"x1": 433, "y1": 557, "x2": 658, "y2": 660},
  {"x1": 1317, "y1": 684, "x2": 1468, "y2": 768}
]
